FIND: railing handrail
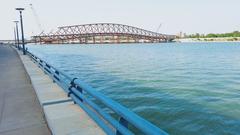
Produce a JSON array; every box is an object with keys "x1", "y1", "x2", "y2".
[
  {"x1": 74, "y1": 79, "x2": 168, "y2": 135},
  {"x1": 25, "y1": 48, "x2": 168, "y2": 135}
]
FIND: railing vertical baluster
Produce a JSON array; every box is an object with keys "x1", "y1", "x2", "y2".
[
  {"x1": 68, "y1": 78, "x2": 78, "y2": 104},
  {"x1": 54, "y1": 70, "x2": 60, "y2": 82},
  {"x1": 76, "y1": 86, "x2": 83, "y2": 102},
  {"x1": 116, "y1": 117, "x2": 129, "y2": 135}
]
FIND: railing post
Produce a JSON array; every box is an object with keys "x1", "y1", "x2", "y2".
[
  {"x1": 52, "y1": 72, "x2": 56, "y2": 83},
  {"x1": 68, "y1": 78, "x2": 78, "y2": 104},
  {"x1": 76, "y1": 85, "x2": 83, "y2": 102},
  {"x1": 53, "y1": 70, "x2": 60, "y2": 82},
  {"x1": 70, "y1": 78, "x2": 83, "y2": 102},
  {"x1": 116, "y1": 117, "x2": 129, "y2": 135}
]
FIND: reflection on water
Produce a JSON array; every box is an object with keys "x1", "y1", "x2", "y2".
[{"x1": 28, "y1": 42, "x2": 240, "y2": 135}]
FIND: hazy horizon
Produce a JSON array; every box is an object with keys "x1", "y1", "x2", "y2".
[{"x1": 0, "y1": 0, "x2": 239, "y2": 39}]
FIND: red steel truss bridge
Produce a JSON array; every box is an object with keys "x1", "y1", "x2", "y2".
[{"x1": 32, "y1": 23, "x2": 176, "y2": 44}]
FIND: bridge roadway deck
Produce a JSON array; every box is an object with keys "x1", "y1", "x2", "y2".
[{"x1": 0, "y1": 44, "x2": 51, "y2": 135}]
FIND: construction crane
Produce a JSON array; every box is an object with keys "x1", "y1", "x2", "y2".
[
  {"x1": 29, "y1": 4, "x2": 44, "y2": 34},
  {"x1": 156, "y1": 23, "x2": 162, "y2": 33}
]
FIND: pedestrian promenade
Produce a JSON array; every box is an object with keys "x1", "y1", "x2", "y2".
[{"x1": 0, "y1": 45, "x2": 50, "y2": 135}]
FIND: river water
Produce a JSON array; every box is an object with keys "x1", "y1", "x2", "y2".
[{"x1": 28, "y1": 42, "x2": 240, "y2": 135}]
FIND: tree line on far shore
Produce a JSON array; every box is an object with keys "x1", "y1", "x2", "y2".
[{"x1": 187, "y1": 31, "x2": 240, "y2": 38}]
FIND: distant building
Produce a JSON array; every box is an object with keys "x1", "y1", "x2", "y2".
[{"x1": 177, "y1": 31, "x2": 187, "y2": 38}]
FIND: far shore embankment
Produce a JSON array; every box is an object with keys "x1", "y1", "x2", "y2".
[{"x1": 177, "y1": 37, "x2": 240, "y2": 43}]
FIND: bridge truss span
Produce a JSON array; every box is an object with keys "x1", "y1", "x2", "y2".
[{"x1": 33, "y1": 23, "x2": 176, "y2": 44}]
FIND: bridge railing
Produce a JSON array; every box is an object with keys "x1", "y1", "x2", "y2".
[{"x1": 24, "y1": 48, "x2": 168, "y2": 135}]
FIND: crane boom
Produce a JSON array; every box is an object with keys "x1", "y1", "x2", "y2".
[
  {"x1": 156, "y1": 23, "x2": 162, "y2": 33},
  {"x1": 29, "y1": 4, "x2": 43, "y2": 33}
]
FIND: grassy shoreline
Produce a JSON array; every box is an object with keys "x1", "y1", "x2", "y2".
[{"x1": 177, "y1": 37, "x2": 240, "y2": 42}]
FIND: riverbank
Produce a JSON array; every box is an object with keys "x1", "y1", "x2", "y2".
[{"x1": 176, "y1": 37, "x2": 240, "y2": 42}]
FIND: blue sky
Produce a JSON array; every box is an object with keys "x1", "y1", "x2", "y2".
[{"x1": 0, "y1": 0, "x2": 239, "y2": 39}]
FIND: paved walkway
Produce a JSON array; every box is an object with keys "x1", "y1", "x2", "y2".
[{"x1": 0, "y1": 45, "x2": 50, "y2": 135}]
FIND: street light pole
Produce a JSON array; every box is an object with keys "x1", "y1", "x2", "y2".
[
  {"x1": 13, "y1": 21, "x2": 20, "y2": 50},
  {"x1": 16, "y1": 8, "x2": 25, "y2": 55},
  {"x1": 13, "y1": 27, "x2": 17, "y2": 48}
]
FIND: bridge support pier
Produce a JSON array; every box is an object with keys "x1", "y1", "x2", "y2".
[{"x1": 93, "y1": 36, "x2": 96, "y2": 44}]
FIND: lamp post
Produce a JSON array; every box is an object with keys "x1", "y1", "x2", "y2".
[
  {"x1": 13, "y1": 27, "x2": 17, "y2": 48},
  {"x1": 16, "y1": 8, "x2": 25, "y2": 55},
  {"x1": 13, "y1": 21, "x2": 20, "y2": 50}
]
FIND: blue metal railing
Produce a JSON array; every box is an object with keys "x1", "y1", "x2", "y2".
[{"x1": 24, "y1": 48, "x2": 168, "y2": 135}]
